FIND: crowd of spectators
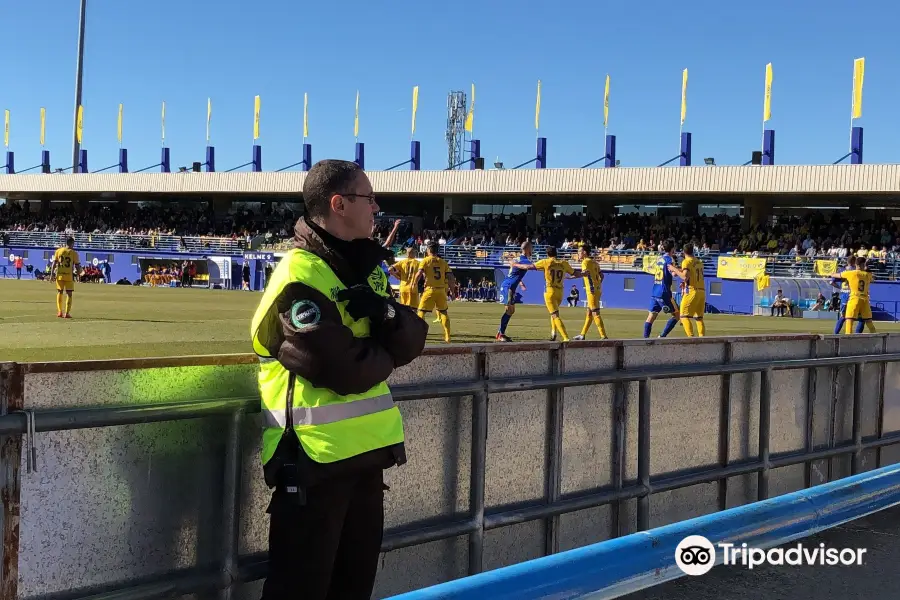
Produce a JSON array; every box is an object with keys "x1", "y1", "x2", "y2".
[
  {"x1": 0, "y1": 201, "x2": 296, "y2": 243},
  {"x1": 409, "y1": 211, "x2": 900, "y2": 260},
  {"x1": 5, "y1": 200, "x2": 900, "y2": 262}
]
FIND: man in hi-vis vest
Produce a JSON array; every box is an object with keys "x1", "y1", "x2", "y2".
[{"x1": 251, "y1": 159, "x2": 428, "y2": 600}]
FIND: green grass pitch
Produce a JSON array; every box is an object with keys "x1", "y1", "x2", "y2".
[{"x1": 1, "y1": 279, "x2": 896, "y2": 363}]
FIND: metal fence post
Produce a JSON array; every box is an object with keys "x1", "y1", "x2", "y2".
[
  {"x1": 219, "y1": 409, "x2": 245, "y2": 600},
  {"x1": 717, "y1": 342, "x2": 733, "y2": 510},
  {"x1": 877, "y1": 337, "x2": 888, "y2": 469},
  {"x1": 804, "y1": 338, "x2": 818, "y2": 489},
  {"x1": 852, "y1": 363, "x2": 864, "y2": 475},
  {"x1": 544, "y1": 346, "x2": 565, "y2": 556},
  {"x1": 758, "y1": 368, "x2": 772, "y2": 501},
  {"x1": 468, "y1": 350, "x2": 488, "y2": 575},
  {"x1": 610, "y1": 344, "x2": 626, "y2": 538},
  {"x1": 636, "y1": 378, "x2": 651, "y2": 532},
  {"x1": 827, "y1": 338, "x2": 841, "y2": 483},
  {"x1": 0, "y1": 363, "x2": 24, "y2": 600}
]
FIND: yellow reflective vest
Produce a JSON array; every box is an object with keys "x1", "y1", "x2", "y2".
[{"x1": 250, "y1": 248, "x2": 404, "y2": 465}]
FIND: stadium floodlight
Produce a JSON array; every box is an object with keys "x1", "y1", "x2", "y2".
[
  {"x1": 72, "y1": 0, "x2": 87, "y2": 171},
  {"x1": 494, "y1": 157, "x2": 504, "y2": 169},
  {"x1": 704, "y1": 157, "x2": 716, "y2": 166}
]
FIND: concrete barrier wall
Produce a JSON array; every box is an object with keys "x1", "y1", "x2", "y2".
[{"x1": 5, "y1": 334, "x2": 900, "y2": 599}]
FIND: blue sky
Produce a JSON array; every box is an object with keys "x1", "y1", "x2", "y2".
[{"x1": 3, "y1": 0, "x2": 898, "y2": 173}]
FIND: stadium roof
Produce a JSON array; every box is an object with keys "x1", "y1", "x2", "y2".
[{"x1": 2, "y1": 163, "x2": 900, "y2": 197}]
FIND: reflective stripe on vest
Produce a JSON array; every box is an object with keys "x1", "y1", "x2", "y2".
[{"x1": 262, "y1": 393, "x2": 395, "y2": 427}]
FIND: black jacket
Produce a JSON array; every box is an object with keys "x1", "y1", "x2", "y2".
[{"x1": 256, "y1": 218, "x2": 428, "y2": 484}]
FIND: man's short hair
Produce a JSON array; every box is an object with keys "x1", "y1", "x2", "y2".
[
  {"x1": 663, "y1": 240, "x2": 675, "y2": 253},
  {"x1": 546, "y1": 247, "x2": 557, "y2": 258},
  {"x1": 683, "y1": 243, "x2": 694, "y2": 256},
  {"x1": 66, "y1": 237, "x2": 75, "y2": 247},
  {"x1": 302, "y1": 159, "x2": 363, "y2": 220},
  {"x1": 426, "y1": 242, "x2": 439, "y2": 255}
]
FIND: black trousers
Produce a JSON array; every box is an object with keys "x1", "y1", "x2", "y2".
[{"x1": 261, "y1": 467, "x2": 386, "y2": 600}]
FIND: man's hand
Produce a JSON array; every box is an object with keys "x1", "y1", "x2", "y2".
[{"x1": 337, "y1": 284, "x2": 389, "y2": 324}]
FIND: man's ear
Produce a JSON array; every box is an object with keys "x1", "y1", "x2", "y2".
[{"x1": 329, "y1": 194, "x2": 344, "y2": 216}]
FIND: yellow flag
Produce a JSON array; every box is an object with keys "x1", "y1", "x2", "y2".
[
  {"x1": 161, "y1": 101, "x2": 166, "y2": 143},
  {"x1": 763, "y1": 63, "x2": 773, "y2": 122},
  {"x1": 411, "y1": 85, "x2": 419, "y2": 136},
  {"x1": 535, "y1": 79, "x2": 542, "y2": 131},
  {"x1": 253, "y1": 95, "x2": 261, "y2": 140},
  {"x1": 303, "y1": 93, "x2": 309, "y2": 139},
  {"x1": 207, "y1": 98, "x2": 212, "y2": 142},
  {"x1": 680, "y1": 69, "x2": 688, "y2": 125},
  {"x1": 603, "y1": 74, "x2": 610, "y2": 129},
  {"x1": 76, "y1": 105, "x2": 83, "y2": 144},
  {"x1": 852, "y1": 57, "x2": 865, "y2": 119},
  {"x1": 117, "y1": 103, "x2": 123, "y2": 144},
  {"x1": 354, "y1": 90, "x2": 360, "y2": 138},
  {"x1": 464, "y1": 83, "x2": 475, "y2": 133},
  {"x1": 3, "y1": 110, "x2": 8, "y2": 148},
  {"x1": 40, "y1": 107, "x2": 46, "y2": 146}
]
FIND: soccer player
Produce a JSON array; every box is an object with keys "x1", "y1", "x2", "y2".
[
  {"x1": 416, "y1": 242, "x2": 454, "y2": 343},
  {"x1": 389, "y1": 247, "x2": 420, "y2": 308},
  {"x1": 51, "y1": 237, "x2": 80, "y2": 318},
  {"x1": 513, "y1": 247, "x2": 574, "y2": 342},
  {"x1": 678, "y1": 244, "x2": 706, "y2": 337},
  {"x1": 831, "y1": 255, "x2": 856, "y2": 335},
  {"x1": 496, "y1": 241, "x2": 533, "y2": 342},
  {"x1": 644, "y1": 240, "x2": 683, "y2": 338},
  {"x1": 836, "y1": 258, "x2": 876, "y2": 334},
  {"x1": 572, "y1": 244, "x2": 608, "y2": 340}
]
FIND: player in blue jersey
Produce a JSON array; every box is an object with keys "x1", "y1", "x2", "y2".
[
  {"x1": 496, "y1": 241, "x2": 533, "y2": 342},
  {"x1": 831, "y1": 255, "x2": 856, "y2": 335},
  {"x1": 644, "y1": 240, "x2": 685, "y2": 338}
]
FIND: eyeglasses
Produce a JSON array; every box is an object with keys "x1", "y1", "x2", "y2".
[{"x1": 339, "y1": 193, "x2": 377, "y2": 205}]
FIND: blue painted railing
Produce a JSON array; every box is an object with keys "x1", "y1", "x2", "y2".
[{"x1": 387, "y1": 463, "x2": 900, "y2": 600}]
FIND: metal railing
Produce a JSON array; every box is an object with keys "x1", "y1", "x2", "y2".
[
  {"x1": 388, "y1": 463, "x2": 900, "y2": 599},
  {"x1": 3, "y1": 231, "x2": 897, "y2": 281},
  {"x1": 2, "y1": 343, "x2": 900, "y2": 600},
  {"x1": 0, "y1": 231, "x2": 245, "y2": 255},
  {"x1": 434, "y1": 245, "x2": 900, "y2": 280}
]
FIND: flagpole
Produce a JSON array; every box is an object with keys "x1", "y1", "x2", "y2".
[{"x1": 849, "y1": 68, "x2": 855, "y2": 152}]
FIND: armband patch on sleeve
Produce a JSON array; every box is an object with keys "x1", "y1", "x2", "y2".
[{"x1": 290, "y1": 299, "x2": 321, "y2": 328}]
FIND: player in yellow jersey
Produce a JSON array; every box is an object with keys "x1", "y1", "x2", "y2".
[
  {"x1": 51, "y1": 237, "x2": 80, "y2": 318},
  {"x1": 836, "y1": 259, "x2": 876, "y2": 334},
  {"x1": 390, "y1": 247, "x2": 420, "y2": 308},
  {"x1": 678, "y1": 244, "x2": 707, "y2": 337},
  {"x1": 416, "y1": 242, "x2": 455, "y2": 342},
  {"x1": 572, "y1": 244, "x2": 607, "y2": 340},
  {"x1": 512, "y1": 247, "x2": 574, "y2": 342}
]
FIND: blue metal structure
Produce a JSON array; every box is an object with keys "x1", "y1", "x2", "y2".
[{"x1": 387, "y1": 463, "x2": 900, "y2": 600}]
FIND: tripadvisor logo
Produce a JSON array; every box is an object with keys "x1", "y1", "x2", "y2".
[{"x1": 674, "y1": 535, "x2": 867, "y2": 576}]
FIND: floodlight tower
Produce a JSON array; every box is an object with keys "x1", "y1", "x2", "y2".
[
  {"x1": 445, "y1": 91, "x2": 467, "y2": 169},
  {"x1": 71, "y1": 0, "x2": 87, "y2": 171}
]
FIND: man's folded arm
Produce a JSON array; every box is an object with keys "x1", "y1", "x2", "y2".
[
  {"x1": 255, "y1": 282, "x2": 396, "y2": 396},
  {"x1": 374, "y1": 300, "x2": 428, "y2": 368}
]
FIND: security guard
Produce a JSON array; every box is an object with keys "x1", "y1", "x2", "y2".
[{"x1": 251, "y1": 159, "x2": 428, "y2": 600}]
